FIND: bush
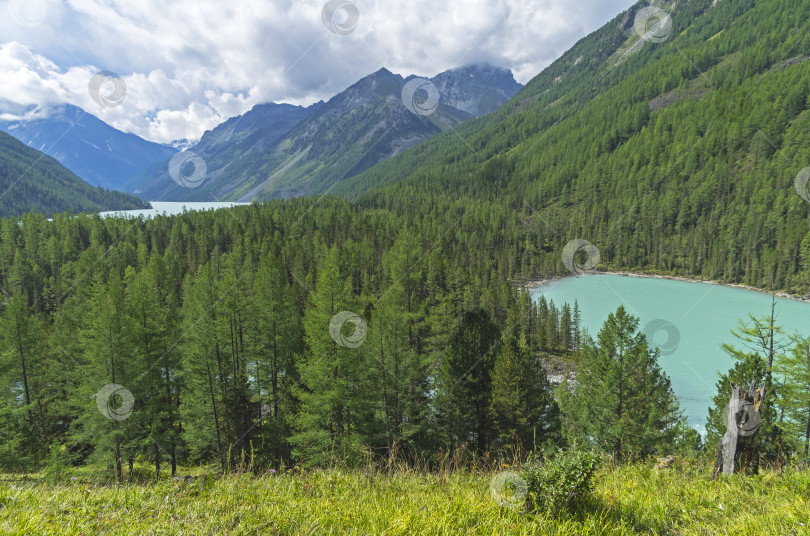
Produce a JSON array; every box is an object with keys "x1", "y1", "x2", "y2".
[
  {"x1": 42, "y1": 442, "x2": 73, "y2": 481},
  {"x1": 521, "y1": 449, "x2": 600, "y2": 513}
]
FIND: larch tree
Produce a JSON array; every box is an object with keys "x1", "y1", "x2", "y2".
[
  {"x1": 291, "y1": 246, "x2": 370, "y2": 465},
  {"x1": 774, "y1": 336, "x2": 810, "y2": 460},
  {"x1": 249, "y1": 253, "x2": 301, "y2": 463},
  {"x1": 706, "y1": 309, "x2": 789, "y2": 463}
]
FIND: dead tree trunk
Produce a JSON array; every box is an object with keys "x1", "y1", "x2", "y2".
[{"x1": 713, "y1": 381, "x2": 764, "y2": 477}]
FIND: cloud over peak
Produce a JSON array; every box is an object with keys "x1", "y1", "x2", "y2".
[{"x1": 0, "y1": 0, "x2": 631, "y2": 143}]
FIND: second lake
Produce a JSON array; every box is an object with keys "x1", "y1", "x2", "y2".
[{"x1": 531, "y1": 274, "x2": 810, "y2": 432}]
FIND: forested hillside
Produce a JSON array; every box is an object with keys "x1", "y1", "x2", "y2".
[
  {"x1": 339, "y1": 0, "x2": 810, "y2": 294},
  {"x1": 0, "y1": 131, "x2": 149, "y2": 218}
]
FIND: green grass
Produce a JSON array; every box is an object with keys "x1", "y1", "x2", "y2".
[{"x1": 1, "y1": 462, "x2": 808, "y2": 535}]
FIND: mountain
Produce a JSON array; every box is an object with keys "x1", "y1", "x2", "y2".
[
  {"x1": 333, "y1": 0, "x2": 810, "y2": 292},
  {"x1": 0, "y1": 104, "x2": 177, "y2": 191},
  {"x1": 0, "y1": 130, "x2": 149, "y2": 218},
  {"x1": 430, "y1": 64, "x2": 522, "y2": 117},
  {"x1": 126, "y1": 101, "x2": 321, "y2": 200},
  {"x1": 128, "y1": 63, "x2": 521, "y2": 201}
]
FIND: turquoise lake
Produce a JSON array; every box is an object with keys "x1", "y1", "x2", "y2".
[{"x1": 531, "y1": 274, "x2": 810, "y2": 432}]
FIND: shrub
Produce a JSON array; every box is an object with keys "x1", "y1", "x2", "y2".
[
  {"x1": 521, "y1": 449, "x2": 600, "y2": 513},
  {"x1": 42, "y1": 442, "x2": 73, "y2": 481}
]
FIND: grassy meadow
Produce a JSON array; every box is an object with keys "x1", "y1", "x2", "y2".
[{"x1": 1, "y1": 460, "x2": 808, "y2": 535}]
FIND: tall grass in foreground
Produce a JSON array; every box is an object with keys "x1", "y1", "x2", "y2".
[{"x1": 0, "y1": 462, "x2": 808, "y2": 535}]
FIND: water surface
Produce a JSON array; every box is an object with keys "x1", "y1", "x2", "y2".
[
  {"x1": 531, "y1": 274, "x2": 810, "y2": 431},
  {"x1": 100, "y1": 201, "x2": 249, "y2": 219}
]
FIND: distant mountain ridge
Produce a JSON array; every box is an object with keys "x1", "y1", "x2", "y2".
[
  {"x1": 127, "y1": 63, "x2": 521, "y2": 201},
  {"x1": 0, "y1": 104, "x2": 177, "y2": 191}
]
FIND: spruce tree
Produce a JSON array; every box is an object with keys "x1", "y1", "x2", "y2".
[
  {"x1": 490, "y1": 334, "x2": 560, "y2": 453},
  {"x1": 559, "y1": 306, "x2": 681, "y2": 462},
  {"x1": 435, "y1": 308, "x2": 501, "y2": 454}
]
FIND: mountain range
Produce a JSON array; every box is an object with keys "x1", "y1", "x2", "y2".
[{"x1": 127, "y1": 63, "x2": 521, "y2": 201}]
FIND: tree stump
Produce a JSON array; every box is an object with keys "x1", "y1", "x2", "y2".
[{"x1": 713, "y1": 381, "x2": 764, "y2": 477}]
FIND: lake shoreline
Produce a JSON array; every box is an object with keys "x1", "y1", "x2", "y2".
[{"x1": 525, "y1": 270, "x2": 810, "y2": 304}]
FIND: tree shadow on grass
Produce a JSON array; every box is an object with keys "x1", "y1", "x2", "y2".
[{"x1": 528, "y1": 496, "x2": 674, "y2": 535}]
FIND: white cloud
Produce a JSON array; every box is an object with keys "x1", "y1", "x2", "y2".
[{"x1": 0, "y1": 0, "x2": 632, "y2": 144}]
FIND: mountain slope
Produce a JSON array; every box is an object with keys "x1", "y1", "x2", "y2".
[
  {"x1": 126, "y1": 102, "x2": 319, "y2": 200},
  {"x1": 130, "y1": 64, "x2": 520, "y2": 201},
  {"x1": 0, "y1": 104, "x2": 177, "y2": 191},
  {"x1": 335, "y1": 0, "x2": 810, "y2": 293},
  {"x1": 0, "y1": 130, "x2": 149, "y2": 218}
]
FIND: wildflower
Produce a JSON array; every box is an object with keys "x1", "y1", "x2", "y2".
[{"x1": 268, "y1": 469, "x2": 276, "y2": 474}]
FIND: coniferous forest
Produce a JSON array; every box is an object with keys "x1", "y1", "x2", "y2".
[
  {"x1": 0, "y1": 192, "x2": 807, "y2": 481},
  {"x1": 0, "y1": 200, "x2": 654, "y2": 478}
]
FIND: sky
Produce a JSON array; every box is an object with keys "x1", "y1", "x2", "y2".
[{"x1": 0, "y1": 0, "x2": 634, "y2": 145}]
